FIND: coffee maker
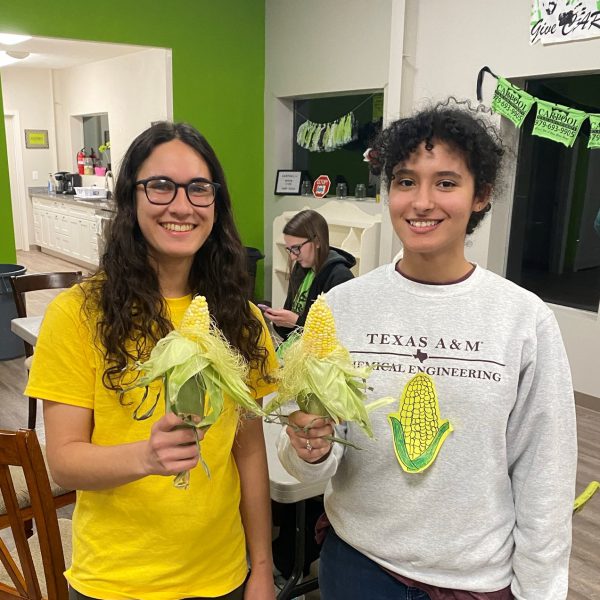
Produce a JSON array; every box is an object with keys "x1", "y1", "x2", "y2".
[
  {"x1": 53, "y1": 171, "x2": 69, "y2": 194},
  {"x1": 64, "y1": 172, "x2": 82, "y2": 195}
]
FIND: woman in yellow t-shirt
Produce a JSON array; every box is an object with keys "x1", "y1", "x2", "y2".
[{"x1": 26, "y1": 122, "x2": 278, "y2": 600}]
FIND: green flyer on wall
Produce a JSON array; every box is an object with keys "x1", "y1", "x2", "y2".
[
  {"x1": 588, "y1": 114, "x2": 600, "y2": 150},
  {"x1": 532, "y1": 100, "x2": 588, "y2": 147},
  {"x1": 491, "y1": 78, "x2": 535, "y2": 128}
]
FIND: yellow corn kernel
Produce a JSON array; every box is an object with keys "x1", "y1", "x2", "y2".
[
  {"x1": 302, "y1": 294, "x2": 338, "y2": 359},
  {"x1": 180, "y1": 295, "x2": 210, "y2": 341},
  {"x1": 400, "y1": 373, "x2": 439, "y2": 460}
]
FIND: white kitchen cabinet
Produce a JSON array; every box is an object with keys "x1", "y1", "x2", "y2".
[
  {"x1": 31, "y1": 195, "x2": 100, "y2": 267},
  {"x1": 271, "y1": 200, "x2": 381, "y2": 309}
]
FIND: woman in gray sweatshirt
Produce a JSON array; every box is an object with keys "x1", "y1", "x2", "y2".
[{"x1": 278, "y1": 101, "x2": 576, "y2": 600}]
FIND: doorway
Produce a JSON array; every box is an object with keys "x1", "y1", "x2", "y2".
[
  {"x1": 506, "y1": 74, "x2": 600, "y2": 313},
  {"x1": 1, "y1": 36, "x2": 173, "y2": 254},
  {"x1": 4, "y1": 112, "x2": 27, "y2": 250}
]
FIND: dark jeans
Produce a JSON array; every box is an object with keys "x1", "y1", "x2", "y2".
[
  {"x1": 69, "y1": 581, "x2": 245, "y2": 600},
  {"x1": 319, "y1": 529, "x2": 431, "y2": 600}
]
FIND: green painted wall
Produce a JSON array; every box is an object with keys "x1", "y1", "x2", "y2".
[{"x1": 0, "y1": 0, "x2": 266, "y2": 291}]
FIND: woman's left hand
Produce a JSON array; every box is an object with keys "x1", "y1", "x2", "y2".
[
  {"x1": 263, "y1": 308, "x2": 299, "y2": 328},
  {"x1": 243, "y1": 565, "x2": 276, "y2": 600}
]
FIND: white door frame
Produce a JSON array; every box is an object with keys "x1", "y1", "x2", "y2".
[{"x1": 4, "y1": 110, "x2": 29, "y2": 250}]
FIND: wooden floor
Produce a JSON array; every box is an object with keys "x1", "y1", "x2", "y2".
[{"x1": 1, "y1": 249, "x2": 599, "y2": 599}]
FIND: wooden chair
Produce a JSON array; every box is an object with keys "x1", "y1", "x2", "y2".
[
  {"x1": 9, "y1": 272, "x2": 82, "y2": 429},
  {"x1": 0, "y1": 429, "x2": 71, "y2": 599}
]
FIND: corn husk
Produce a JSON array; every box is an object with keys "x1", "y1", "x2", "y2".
[
  {"x1": 128, "y1": 296, "x2": 264, "y2": 487},
  {"x1": 265, "y1": 294, "x2": 392, "y2": 439}
]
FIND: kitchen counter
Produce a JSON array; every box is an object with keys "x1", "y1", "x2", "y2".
[
  {"x1": 30, "y1": 192, "x2": 106, "y2": 267},
  {"x1": 30, "y1": 191, "x2": 115, "y2": 212}
]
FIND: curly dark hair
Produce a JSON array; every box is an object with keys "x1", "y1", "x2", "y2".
[
  {"x1": 85, "y1": 122, "x2": 269, "y2": 390},
  {"x1": 372, "y1": 99, "x2": 504, "y2": 234}
]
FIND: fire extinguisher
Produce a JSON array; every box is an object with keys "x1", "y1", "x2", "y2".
[{"x1": 77, "y1": 148, "x2": 86, "y2": 175}]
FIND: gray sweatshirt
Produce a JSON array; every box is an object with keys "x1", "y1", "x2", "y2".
[{"x1": 278, "y1": 264, "x2": 577, "y2": 599}]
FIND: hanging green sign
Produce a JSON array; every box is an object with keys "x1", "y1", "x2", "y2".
[
  {"x1": 372, "y1": 94, "x2": 384, "y2": 122},
  {"x1": 532, "y1": 100, "x2": 588, "y2": 147},
  {"x1": 588, "y1": 114, "x2": 600, "y2": 150},
  {"x1": 491, "y1": 78, "x2": 535, "y2": 128}
]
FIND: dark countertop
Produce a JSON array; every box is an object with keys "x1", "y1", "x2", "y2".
[{"x1": 30, "y1": 190, "x2": 115, "y2": 212}]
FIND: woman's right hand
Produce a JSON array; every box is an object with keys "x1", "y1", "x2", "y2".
[
  {"x1": 144, "y1": 412, "x2": 203, "y2": 476},
  {"x1": 43, "y1": 402, "x2": 204, "y2": 490},
  {"x1": 262, "y1": 308, "x2": 299, "y2": 328},
  {"x1": 286, "y1": 410, "x2": 333, "y2": 463}
]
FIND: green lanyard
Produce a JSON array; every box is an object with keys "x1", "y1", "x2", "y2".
[{"x1": 291, "y1": 270, "x2": 315, "y2": 315}]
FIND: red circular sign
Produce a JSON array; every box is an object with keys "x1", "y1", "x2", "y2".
[{"x1": 312, "y1": 175, "x2": 331, "y2": 199}]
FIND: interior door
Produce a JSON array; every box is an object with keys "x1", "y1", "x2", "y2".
[{"x1": 573, "y1": 150, "x2": 600, "y2": 271}]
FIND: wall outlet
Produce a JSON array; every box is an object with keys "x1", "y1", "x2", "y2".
[{"x1": 32, "y1": 170, "x2": 39, "y2": 180}]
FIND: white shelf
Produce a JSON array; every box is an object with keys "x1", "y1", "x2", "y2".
[{"x1": 271, "y1": 200, "x2": 381, "y2": 308}]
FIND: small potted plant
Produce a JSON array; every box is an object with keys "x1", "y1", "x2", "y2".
[{"x1": 95, "y1": 141, "x2": 111, "y2": 176}]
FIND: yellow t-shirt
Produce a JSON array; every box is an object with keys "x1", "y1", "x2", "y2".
[{"x1": 26, "y1": 285, "x2": 278, "y2": 600}]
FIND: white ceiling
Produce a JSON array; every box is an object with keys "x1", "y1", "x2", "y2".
[{"x1": 0, "y1": 36, "x2": 156, "y2": 70}]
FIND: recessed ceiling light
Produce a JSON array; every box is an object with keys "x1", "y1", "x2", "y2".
[
  {"x1": 0, "y1": 33, "x2": 32, "y2": 45},
  {"x1": 0, "y1": 52, "x2": 20, "y2": 68},
  {"x1": 6, "y1": 51, "x2": 30, "y2": 59}
]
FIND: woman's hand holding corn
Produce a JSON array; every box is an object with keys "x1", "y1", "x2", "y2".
[
  {"x1": 144, "y1": 412, "x2": 204, "y2": 477},
  {"x1": 286, "y1": 410, "x2": 333, "y2": 463}
]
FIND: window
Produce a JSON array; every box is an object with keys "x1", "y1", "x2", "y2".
[
  {"x1": 293, "y1": 92, "x2": 383, "y2": 198},
  {"x1": 506, "y1": 74, "x2": 600, "y2": 312}
]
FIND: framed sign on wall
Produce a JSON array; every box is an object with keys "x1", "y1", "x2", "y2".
[
  {"x1": 274, "y1": 170, "x2": 303, "y2": 195},
  {"x1": 24, "y1": 129, "x2": 49, "y2": 149}
]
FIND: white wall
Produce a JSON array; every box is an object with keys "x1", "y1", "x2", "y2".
[
  {"x1": 1, "y1": 68, "x2": 57, "y2": 245},
  {"x1": 263, "y1": 0, "x2": 600, "y2": 398},
  {"x1": 52, "y1": 48, "x2": 171, "y2": 174},
  {"x1": 398, "y1": 0, "x2": 600, "y2": 398},
  {"x1": 264, "y1": 0, "x2": 393, "y2": 298},
  {"x1": 1, "y1": 68, "x2": 56, "y2": 187}
]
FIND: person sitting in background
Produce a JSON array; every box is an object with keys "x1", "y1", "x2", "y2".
[
  {"x1": 263, "y1": 209, "x2": 355, "y2": 343},
  {"x1": 263, "y1": 209, "x2": 354, "y2": 587}
]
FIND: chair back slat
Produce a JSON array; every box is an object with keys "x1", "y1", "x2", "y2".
[
  {"x1": 0, "y1": 430, "x2": 69, "y2": 600},
  {"x1": 9, "y1": 272, "x2": 83, "y2": 319}
]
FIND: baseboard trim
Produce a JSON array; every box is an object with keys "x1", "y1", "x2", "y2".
[{"x1": 575, "y1": 391, "x2": 600, "y2": 412}]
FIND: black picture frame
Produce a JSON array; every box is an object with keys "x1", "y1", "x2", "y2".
[{"x1": 274, "y1": 170, "x2": 303, "y2": 195}]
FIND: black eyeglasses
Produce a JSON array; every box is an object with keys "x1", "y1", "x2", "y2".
[
  {"x1": 135, "y1": 176, "x2": 220, "y2": 207},
  {"x1": 285, "y1": 238, "x2": 313, "y2": 256}
]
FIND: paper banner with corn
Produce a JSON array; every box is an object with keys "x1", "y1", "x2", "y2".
[
  {"x1": 127, "y1": 295, "x2": 264, "y2": 487},
  {"x1": 265, "y1": 294, "x2": 392, "y2": 439}
]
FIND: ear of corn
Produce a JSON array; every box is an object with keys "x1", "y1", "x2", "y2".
[
  {"x1": 126, "y1": 294, "x2": 264, "y2": 488},
  {"x1": 266, "y1": 294, "x2": 392, "y2": 439},
  {"x1": 388, "y1": 373, "x2": 453, "y2": 473},
  {"x1": 301, "y1": 295, "x2": 338, "y2": 358},
  {"x1": 180, "y1": 295, "x2": 210, "y2": 341}
]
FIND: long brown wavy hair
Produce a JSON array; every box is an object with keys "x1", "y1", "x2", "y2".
[{"x1": 85, "y1": 122, "x2": 269, "y2": 390}]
